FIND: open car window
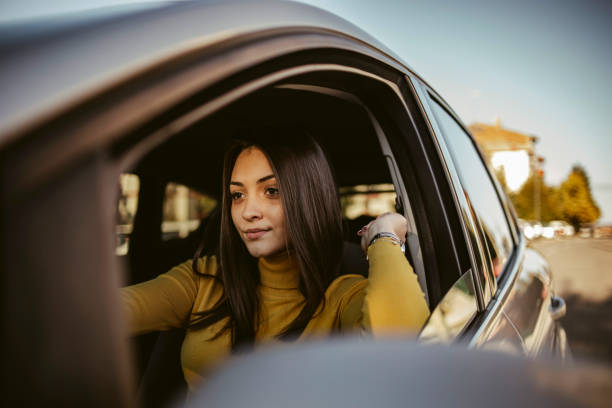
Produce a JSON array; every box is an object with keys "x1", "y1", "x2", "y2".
[{"x1": 114, "y1": 69, "x2": 436, "y2": 407}]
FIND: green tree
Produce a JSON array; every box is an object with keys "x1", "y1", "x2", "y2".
[
  {"x1": 557, "y1": 165, "x2": 600, "y2": 230},
  {"x1": 508, "y1": 173, "x2": 560, "y2": 222}
]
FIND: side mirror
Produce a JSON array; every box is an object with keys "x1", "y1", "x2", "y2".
[
  {"x1": 549, "y1": 295, "x2": 566, "y2": 320},
  {"x1": 418, "y1": 270, "x2": 478, "y2": 344}
]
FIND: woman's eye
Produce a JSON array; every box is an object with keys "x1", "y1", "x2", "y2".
[
  {"x1": 230, "y1": 191, "x2": 243, "y2": 200},
  {"x1": 265, "y1": 187, "x2": 279, "y2": 197}
]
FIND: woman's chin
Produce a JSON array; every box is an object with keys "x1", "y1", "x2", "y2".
[{"x1": 245, "y1": 243, "x2": 285, "y2": 258}]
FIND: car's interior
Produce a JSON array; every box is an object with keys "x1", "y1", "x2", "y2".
[{"x1": 116, "y1": 83, "x2": 425, "y2": 406}]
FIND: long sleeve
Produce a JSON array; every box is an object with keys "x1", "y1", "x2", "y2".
[
  {"x1": 337, "y1": 239, "x2": 430, "y2": 335},
  {"x1": 121, "y1": 259, "x2": 200, "y2": 336}
]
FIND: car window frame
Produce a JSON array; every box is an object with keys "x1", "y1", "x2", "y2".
[
  {"x1": 409, "y1": 78, "x2": 529, "y2": 335},
  {"x1": 422, "y1": 91, "x2": 519, "y2": 289},
  {"x1": 406, "y1": 78, "x2": 490, "y2": 311},
  {"x1": 114, "y1": 58, "x2": 473, "y2": 313},
  {"x1": 138, "y1": 70, "x2": 436, "y2": 306},
  {"x1": 382, "y1": 77, "x2": 467, "y2": 307},
  {"x1": 406, "y1": 79, "x2": 533, "y2": 346},
  {"x1": 427, "y1": 95, "x2": 509, "y2": 291}
]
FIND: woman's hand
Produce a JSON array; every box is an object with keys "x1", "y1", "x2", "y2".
[{"x1": 357, "y1": 212, "x2": 408, "y2": 253}]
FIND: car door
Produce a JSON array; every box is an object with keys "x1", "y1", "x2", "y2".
[
  {"x1": 116, "y1": 51, "x2": 474, "y2": 405},
  {"x1": 409, "y1": 78, "x2": 563, "y2": 357}
]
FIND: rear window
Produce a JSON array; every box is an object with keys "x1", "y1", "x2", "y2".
[
  {"x1": 161, "y1": 182, "x2": 217, "y2": 241},
  {"x1": 116, "y1": 173, "x2": 140, "y2": 256},
  {"x1": 340, "y1": 183, "x2": 397, "y2": 219}
]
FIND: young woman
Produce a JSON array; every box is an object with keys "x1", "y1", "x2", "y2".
[{"x1": 122, "y1": 127, "x2": 430, "y2": 391}]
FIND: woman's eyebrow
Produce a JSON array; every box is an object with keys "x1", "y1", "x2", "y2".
[
  {"x1": 257, "y1": 174, "x2": 275, "y2": 184},
  {"x1": 229, "y1": 174, "x2": 275, "y2": 186}
]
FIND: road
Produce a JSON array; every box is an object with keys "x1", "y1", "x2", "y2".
[{"x1": 530, "y1": 237, "x2": 612, "y2": 366}]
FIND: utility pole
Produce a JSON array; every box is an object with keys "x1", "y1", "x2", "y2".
[
  {"x1": 534, "y1": 170, "x2": 540, "y2": 221},
  {"x1": 535, "y1": 156, "x2": 545, "y2": 222},
  {"x1": 530, "y1": 135, "x2": 541, "y2": 222}
]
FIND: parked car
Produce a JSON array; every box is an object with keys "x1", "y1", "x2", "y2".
[
  {"x1": 547, "y1": 220, "x2": 575, "y2": 237},
  {"x1": 0, "y1": 1, "x2": 570, "y2": 406},
  {"x1": 529, "y1": 220, "x2": 544, "y2": 238},
  {"x1": 542, "y1": 220, "x2": 574, "y2": 239},
  {"x1": 517, "y1": 218, "x2": 536, "y2": 240}
]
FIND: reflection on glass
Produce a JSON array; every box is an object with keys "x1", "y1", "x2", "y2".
[
  {"x1": 418, "y1": 271, "x2": 477, "y2": 344},
  {"x1": 429, "y1": 101, "x2": 514, "y2": 279}
]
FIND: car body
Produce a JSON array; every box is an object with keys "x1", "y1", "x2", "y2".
[
  {"x1": 192, "y1": 339, "x2": 608, "y2": 408},
  {"x1": 0, "y1": 1, "x2": 569, "y2": 406}
]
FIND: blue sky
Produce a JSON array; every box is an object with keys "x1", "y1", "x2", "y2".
[{"x1": 2, "y1": 0, "x2": 611, "y2": 222}]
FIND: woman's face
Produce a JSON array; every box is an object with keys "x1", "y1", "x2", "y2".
[{"x1": 229, "y1": 147, "x2": 287, "y2": 258}]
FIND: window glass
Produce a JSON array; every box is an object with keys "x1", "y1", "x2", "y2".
[
  {"x1": 339, "y1": 183, "x2": 397, "y2": 244},
  {"x1": 162, "y1": 182, "x2": 217, "y2": 240},
  {"x1": 116, "y1": 173, "x2": 140, "y2": 256},
  {"x1": 339, "y1": 183, "x2": 396, "y2": 219},
  {"x1": 429, "y1": 100, "x2": 513, "y2": 279}
]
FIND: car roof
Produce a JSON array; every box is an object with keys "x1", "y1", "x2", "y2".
[{"x1": 0, "y1": 0, "x2": 426, "y2": 148}]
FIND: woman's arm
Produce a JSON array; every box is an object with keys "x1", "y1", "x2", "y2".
[
  {"x1": 121, "y1": 259, "x2": 201, "y2": 336},
  {"x1": 340, "y1": 214, "x2": 430, "y2": 334}
]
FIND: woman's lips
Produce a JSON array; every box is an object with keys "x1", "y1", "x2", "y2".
[{"x1": 245, "y1": 228, "x2": 270, "y2": 240}]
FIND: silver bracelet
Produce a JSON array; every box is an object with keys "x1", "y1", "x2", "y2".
[{"x1": 368, "y1": 232, "x2": 405, "y2": 251}]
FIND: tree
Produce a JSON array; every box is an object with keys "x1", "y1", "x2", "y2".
[
  {"x1": 557, "y1": 165, "x2": 600, "y2": 230},
  {"x1": 508, "y1": 173, "x2": 560, "y2": 222},
  {"x1": 500, "y1": 163, "x2": 600, "y2": 229}
]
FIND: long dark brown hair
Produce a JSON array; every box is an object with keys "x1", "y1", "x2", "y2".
[{"x1": 190, "y1": 127, "x2": 343, "y2": 349}]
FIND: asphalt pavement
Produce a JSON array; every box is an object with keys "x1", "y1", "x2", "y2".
[{"x1": 530, "y1": 237, "x2": 612, "y2": 366}]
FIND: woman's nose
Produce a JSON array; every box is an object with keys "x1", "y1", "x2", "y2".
[{"x1": 241, "y1": 196, "x2": 263, "y2": 220}]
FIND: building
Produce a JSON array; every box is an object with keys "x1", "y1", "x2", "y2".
[{"x1": 469, "y1": 119, "x2": 540, "y2": 191}]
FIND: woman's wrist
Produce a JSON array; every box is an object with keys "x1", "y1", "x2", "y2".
[
  {"x1": 358, "y1": 213, "x2": 409, "y2": 253},
  {"x1": 368, "y1": 231, "x2": 402, "y2": 247}
]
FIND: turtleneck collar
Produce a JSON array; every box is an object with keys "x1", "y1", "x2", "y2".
[{"x1": 258, "y1": 251, "x2": 301, "y2": 290}]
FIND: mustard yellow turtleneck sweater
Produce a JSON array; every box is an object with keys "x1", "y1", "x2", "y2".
[{"x1": 121, "y1": 240, "x2": 429, "y2": 391}]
